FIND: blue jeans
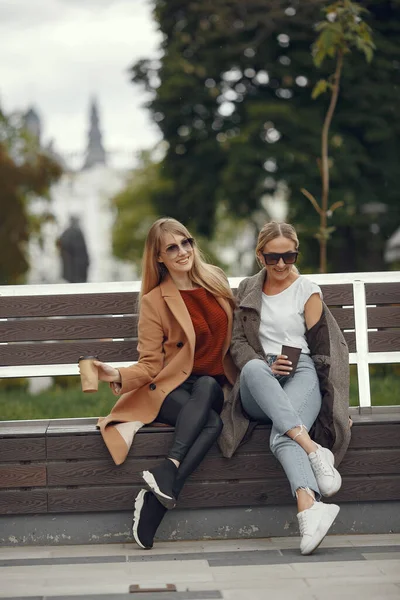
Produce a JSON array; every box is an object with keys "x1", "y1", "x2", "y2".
[{"x1": 240, "y1": 356, "x2": 322, "y2": 498}]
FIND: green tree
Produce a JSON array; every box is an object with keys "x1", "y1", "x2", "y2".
[
  {"x1": 301, "y1": 0, "x2": 375, "y2": 272},
  {"x1": 0, "y1": 108, "x2": 62, "y2": 284},
  {"x1": 131, "y1": 0, "x2": 400, "y2": 272}
]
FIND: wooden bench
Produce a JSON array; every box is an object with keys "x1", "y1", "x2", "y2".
[{"x1": 0, "y1": 272, "x2": 399, "y2": 545}]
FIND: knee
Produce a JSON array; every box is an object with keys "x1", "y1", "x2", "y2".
[
  {"x1": 241, "y1": 359, "x2": 266, "y2": 383},
  {"x1": 207, "y1": 410, "x2": 223, "y2": 436},
  {"x1": 196, "y1": 376, "x2": 223, "y2": 405}
]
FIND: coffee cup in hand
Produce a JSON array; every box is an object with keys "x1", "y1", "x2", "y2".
[
  {"x1": 78, "y1": 355, "x2": 99, "y2": 393},
  {"x1": 281, "y1": 345, "x2": 302, "y2": 377}
]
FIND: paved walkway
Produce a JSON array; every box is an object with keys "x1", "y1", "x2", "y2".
[{"x1": 1, "y1": 534, "x2": 399, "y2": 600}]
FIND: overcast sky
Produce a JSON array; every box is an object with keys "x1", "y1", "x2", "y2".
[{"x1": 0, "y1": 0, "x2": 162, "y2": 166}]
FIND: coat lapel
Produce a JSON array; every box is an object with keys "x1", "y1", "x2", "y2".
[
  {"x1": 160, "y1": 275, "x2": 196, "y2": 354},
  {"x1": 238, "y1": 269, "x2": 266, "y2": 314}
]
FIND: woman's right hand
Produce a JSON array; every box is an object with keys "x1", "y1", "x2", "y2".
[
  {"x1": 93, "y1": 361, "x2": 121, "y2": 383},
  {"x1": 271, "y1": 354, "x2": 293, "y2": 376}
]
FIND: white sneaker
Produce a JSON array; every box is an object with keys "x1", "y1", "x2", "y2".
[
  {"x1": 309, "y1": 444, "x2": 342, "y2": 497},
  {"x1": 297, "y1": 502, "x2": 340, "y2": 555}
]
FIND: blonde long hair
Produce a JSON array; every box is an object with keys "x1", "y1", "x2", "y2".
[
  {"x1": 140, "y1": 217, "x2": 235, "y2": 308},
  {"x1": 255, "y1": 221, "x2": 299, "y2": 268}
]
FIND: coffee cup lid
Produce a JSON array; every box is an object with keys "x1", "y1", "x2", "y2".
[{"x1": 78, "y1": 355, "x2": 99, "y2": 363}]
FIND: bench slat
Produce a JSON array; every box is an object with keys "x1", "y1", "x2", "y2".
[
  {"x1": 319, "y1": 284, "x2": 353, "y2": 305},
  {"x1": 0, "y1": 438, "x2": 46, "y2": 462},
  {"x1": 0, "y1": 316, "x2": 137, "y2": 343},
  {"x1": 0, "y1": 465, "x2": 46, "y2": 489},
  {"x1": 0, "y1": 341, "x2": 137, "y2": 367},
  {"x1": 44, "y1": 447, "x2": 400, "y2": 487},
  {"x1": 368, "y1": 331, "x2": 400, "y2": 352},
  {"x1": 0, "y1": 293, "x2": 138, "y2": 319},
  {"x1": 0, "y1": 490, "x2": 48, "y2": 514},
  {"x1": 367, "y1": 306, "x2": 400, "y2": 328},
  {"x1": 365, "y1": 282, "x2": 400, "y2": 304}
]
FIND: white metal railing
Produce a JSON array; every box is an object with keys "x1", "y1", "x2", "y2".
[{"x1": 1, "y1": 271, "x2": 400, "y2": 408}]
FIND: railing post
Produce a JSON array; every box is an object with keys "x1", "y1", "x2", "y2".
[{"x1": 353, "y1": 280, "x2": 372, "y2": 409}]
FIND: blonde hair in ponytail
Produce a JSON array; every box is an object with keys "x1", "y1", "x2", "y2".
[{"x1": 255, "y1": 221, "x2": 299, "y2": 268}]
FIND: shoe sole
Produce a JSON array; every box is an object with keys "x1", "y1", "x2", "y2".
[
  {"x1": 301, "y1": 504, "x2": 340, "y2": 555},
  {"x1": 132, "y1": 489, "x2": 152, "y2": 550},
  {"x1": 141, "y1": 470, "x2": 176, "y2": 509}
]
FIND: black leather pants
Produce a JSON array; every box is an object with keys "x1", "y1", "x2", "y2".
[{"x1": 155, "y1": 375, "x2": 224, "y2": 498}]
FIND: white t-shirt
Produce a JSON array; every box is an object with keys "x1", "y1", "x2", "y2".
[{"x1": 259, "y1": 276, "x2": 322, "y2": 356}]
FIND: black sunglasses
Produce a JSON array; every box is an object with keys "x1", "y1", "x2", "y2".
[{"x1": 262, "y1": 251, "x2": 299, "y2": 265}]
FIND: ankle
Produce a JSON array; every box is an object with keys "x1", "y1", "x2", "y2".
[
  {"x1": 167, "y1": 457, "x2": 180, "y2": 469},
  {"x1": 296, "y1": 487, "x2": 315, "y2": 512}
]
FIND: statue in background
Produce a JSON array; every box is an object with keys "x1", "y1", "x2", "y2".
[{"x1": 57, "y1": 216, "x2": 90, "y2": 283}]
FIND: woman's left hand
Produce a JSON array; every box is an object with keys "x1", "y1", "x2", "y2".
[{"x1": 271, "y1": 354, "x2": 293, "y2": 376}]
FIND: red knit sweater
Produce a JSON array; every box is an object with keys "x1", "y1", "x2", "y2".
[{"x1": 180, "y1": 287, "x2": 227, "y2": 377}]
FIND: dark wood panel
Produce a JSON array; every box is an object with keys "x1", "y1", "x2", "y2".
[
  {"x1": 0, "y1": 340, "x2": 138, "y2": 367},
  {"x1": 46, "y1": 473, "x2": 400, "y2": 512},
  {"x1": 349, "y1": 423, "x2": 400, "y2": 449},
  {"x1": 0, "y1": 424, "x2": 48, "y2": 438},
  {"x1": 46, "y1": 428, "x2": 180, "y2": 460},
  {"x1": 368, "y1": 330, "x2": 400, "y2": 352},
  {"x1": 0, "y1": 293, "x2": 139, "y2": 319},
  {"x1": 0, "y1": 464, "x2": 46, "y2": 489},
  {"x1": 329, "y1": 308, "x2": 354, "y2": 329},
  {"x1": 365, "y1": 283, "x2": 400, "y2": 305},
  {"x1": 47, "y1": 453, "x2": 283, "y2": 486},
  {"x1": 336, "y1": 475, "x2": 400, "y2": 502},
  {"x1": 339, "y1": 449, "x2": 400, "y2": 476},
  {"x1": 367, "y1": 306, "x2": 400, "y2": 329},
  {"x1": 342, "y1": 332, "x2": 355, "y2": 352},
  {"x1": 0, "y1": 437, "x2": 46, "y2": 462},
  {"x1": 0, "y1": 490, "x2": 47, "y2": 514},
  {"x1": 0, "y1": 316, "x2": 138, "y2": 343},
  {"x1": 319, "y1": 284, "x2": 353, "y2": 306},
  {"x1": 47, "y1": 480, "x2": 291, "y2": 512}
]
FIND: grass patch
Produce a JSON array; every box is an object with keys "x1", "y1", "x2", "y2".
[{"x1": 0, "y1": 367, "x2": 399, "y2": 421}]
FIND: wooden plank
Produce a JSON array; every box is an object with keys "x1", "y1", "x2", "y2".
[
  {"x1": 46, "y1": 473, "x2": 400, "y2": 512},
  {"x1": 0, "y1": 316, "x2": 138, "y2": 343},
  {"x1": 0, "y1": 340, "x2": 138, "y2": 367},
  {"x1": 319, "y1": 284, "x2": 353, "y2": 306},
  {"x1": 0, "y1": 437, "x2": 46, "y2": 462},
  {"x1": 47, "y1": 480, "x2": 291, "y2": 512},
  {"x1": 329, "y1": 308, "x2": 354, "y2": 329},
  {"x1": 365, "y1": 283, "x2": 400, "y2": 305},
  {"x1": 349, "y1": 423, "x2": 400, "y2": 449},
  {"x1": 342, "y1": 332, "x2": 356, "y2": 352},
  {"x1": 46, "y1": 453, "x2": 283, "y2": 486},
  {"x1": 336, "y1": 475, "x2": 400, "y2": 502},
  {"x1": 0, "y1": 490, "x2": 47, "y2": 515},
  {"x1": 0, "y1": 465, "x2": 46, "y2": 489},
  {"x1": 368, "y1": 330, "x2": 400, "y2": 352},
  {"x1": 46, "y1": 428, "x2": 178, "y2": 460},
  {"x1": 0, "y1": 424, "x2": 48, "y2": 439},
  {"x1": 0, "y1": 292, "x2": 139, "y2": 319},
  {"x1": 339, "y1": 449, "x2": 400, "y2": 476},
  {"x1": 367, "y1": 306, "x2": 400, "y2": 329}
]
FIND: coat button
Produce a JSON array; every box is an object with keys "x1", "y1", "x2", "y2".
[
  {"x1": 149, "y1": 383, "x2": 157, "y2": 390},
  {"x1": 177, "y1": 342, "x2": 184, "y2": 348},
  {"x1": 243, "y1": 316, "x2": 247, "y2": 322}
]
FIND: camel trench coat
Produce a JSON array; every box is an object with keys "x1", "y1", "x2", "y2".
[{"x1": 98, "y1": 275, "x2": 237, "y2": 465}]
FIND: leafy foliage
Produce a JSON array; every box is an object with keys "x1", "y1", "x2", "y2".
[
  {"x1": 129, "y1": 0, "x2": 400, "y2": 272},
  {"x1": 0, "y1": 108, "x2": 62, "y2": 284}
]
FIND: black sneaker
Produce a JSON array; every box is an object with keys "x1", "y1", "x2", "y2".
[
  {"x1": 141, "y1": 459, "x2": 178, "y2": 509},
  {"x1": 132, "y1": 489, "x2": 167, "y2": 550}
]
